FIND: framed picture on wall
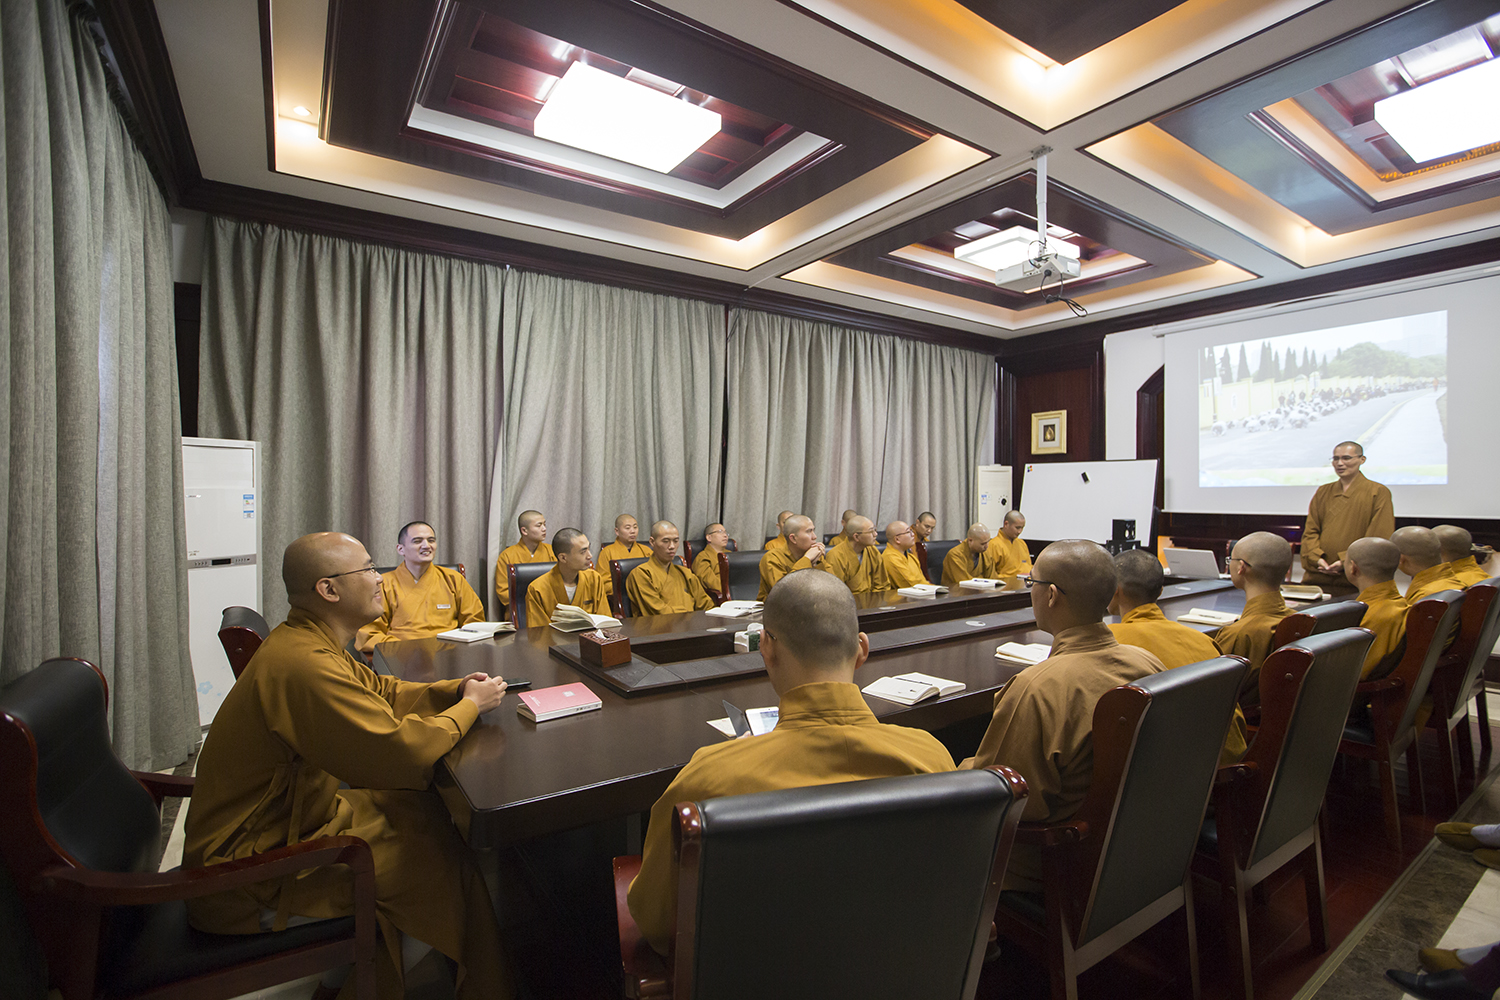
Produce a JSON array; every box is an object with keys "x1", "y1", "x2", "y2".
[{"x1": 1031, "y1": 410, "x2": 1067, "y2": 455}]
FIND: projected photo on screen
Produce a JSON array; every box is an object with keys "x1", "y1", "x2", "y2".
[{"x1": 1198, "y1": 312, "x2": 1447, "y2": 487}]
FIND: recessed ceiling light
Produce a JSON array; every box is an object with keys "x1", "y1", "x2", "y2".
[
  {"x1": 953, "y1": 225, "x2": 1080, "y2": 272},
  {"x1": 533, "y1": 62, "x2": 721, "y2": 173},
  {"x1": 292, "y1": 105, "x2": 312, "y2": 118},
  {"x1": 1374, "y1": 57, "x2": 1500, "y2": 163}
]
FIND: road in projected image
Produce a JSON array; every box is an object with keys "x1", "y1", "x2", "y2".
[{"x1": 1198, "y1": 313, "x2": 1447, "y2": 487}]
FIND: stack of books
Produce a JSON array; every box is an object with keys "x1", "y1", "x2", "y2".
[{"x1": 1177, "y1": 608, "x2": 1239, "y2": 626}]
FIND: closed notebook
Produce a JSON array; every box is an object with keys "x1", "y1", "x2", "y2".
[
  {"x1": 897, "y1": 584, "x2": 946, "y2": 599},
  {"x1": 516, "y1": 682, "x2": 603, "y2": 722},
  {"x1": 958, "y1": 578, "x2": 1004, "y2": 590},
  {"x1": 437, "y1": 621, "x2": 516, "y2": 641}
]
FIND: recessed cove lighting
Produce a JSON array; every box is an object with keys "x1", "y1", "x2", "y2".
[
  {"x1": 1374, "y1": 57, "x2": 1500, "y2": 163},
  {"x1": 292, "y1": 105, "x2": 312, "y2": 117},
  {"x1": 533, "y1": 62, "x2": 721, "y2": 173},
  {"x1": 953, "y1": 225, "x2": 1080, "y2": 272}
]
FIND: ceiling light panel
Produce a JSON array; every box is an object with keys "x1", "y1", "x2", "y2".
[{"x1": 1374, "y1": 57, "x2": 1500, "y2": 163}]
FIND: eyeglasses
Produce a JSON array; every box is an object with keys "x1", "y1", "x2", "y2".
[
  {"x1": 324, "y1": 563, "x2": 379, "y2": 581},
  {"x1": 1022, "y1": 575, "x2": 1066, "y2": 593},
  {"x1": 1228, "y1": 557, "x2": 1252, "y2": 569}
]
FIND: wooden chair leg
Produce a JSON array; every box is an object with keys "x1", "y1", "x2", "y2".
[
  {"x1": 1221, "y1": 870, "x2": 1253, "y2": 1000},
  {"x1": 1301, "y1": 835, "x2": 1330, "y2": 953},
  {"x1": 1434, "y1": 721, "x2": 1461, "y2": 813},
  {"x1": 1377, "y1": 758, "x2": 1403, "y2": 853},
  {"x1": 1405, "y1": 740, "x2": 1426, "y2": 816},
  {"x1": 1181, "y1": 882, "x2": 1202, "y2": 1000},
  {"x1": 1477, "y1": 686, "x2": 1492, "y2": 752}
]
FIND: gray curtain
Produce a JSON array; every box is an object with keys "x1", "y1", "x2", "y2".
[
  {"x1": 490, "y1": 270, "x2": 725, "y2": 585},
  {"x1": 722, "y1": 308, "x2": 995, "y2": 548},
  {"x1": 0, "y1": 0, "x2": 198, "y2": 769},
  {"x1": 199, "y1": 218, "x2": 506, "y2": 625}
]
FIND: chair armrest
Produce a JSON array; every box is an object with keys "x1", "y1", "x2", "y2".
[
  {"x1": 1214, "y1": 761, "x2": 1257, "y2": 786},
  {"x1": 131, "y1": 770, "x2": 194, "y2": 807},
  {"x1": 35, "y1": 835, "x2": 373, "y2": 907},
  {"x1": 1356, "y1": 677, "x2": 1405, "y2": 694},
  {"x1": 1014, "y1": 820, "x2": 1089, "y2": 846},
  {"x1": 613, "y1": 856, "x2": 670, "y2": 999}
]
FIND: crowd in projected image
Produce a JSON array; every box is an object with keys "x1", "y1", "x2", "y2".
[{"x1": 1197, "y1": 311, "x2": 1447, "y2": 487}]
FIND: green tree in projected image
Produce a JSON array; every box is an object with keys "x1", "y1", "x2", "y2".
[{"x1": 1321, "y1": 342, "x2": 1446, "y2": 379}]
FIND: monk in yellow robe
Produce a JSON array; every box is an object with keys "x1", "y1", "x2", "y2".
[
  {"x1": 525, "y1": 528, "x2": 611, "y2": 628},
  {"x1": 759, "y1": 514, "x2": 826, "y2": 599},
  {"x1": 1343, "y1": 537, "x2": 1409, "y2": 679},
  {"x1": 357, "y1": 521, "x2": 485, "y2": 654},
  {"x1": 184, "y1": 532, "x2": 513, "y2": 1000},
  {"x1": 913, "y1": 511, "x2": 936, "y2": 546},
  {"x1": 598, "y1": 514, "x2": 653, "y2": 597},
  {"x1": 627, "y1": 569, "x2": 954, "y2": 954},
  {"x1": 1436, "y1": 524, "x2": 1491, "y2": 588},
  {"x1": 986, "y1": 510, "x2": 1032, "y2": 578},
  {"x1": 820, "y1": 515, "x2": 890, "y2": 594},
  {"x1": 691, "y1": 523, "x2": 731, "y2": 599},
  {"x1": 1394, "y1": 526, "x2": 1464, "y2": 602},
  {"x1": 1300, "y1": 441, "x2": 1395, "y2": 587},
  {"x1": 881, "y1": 520, "x2": 927, "y2": 589},
  {"x1": 942, "y1": 523, "x2": 993, "y2": 587},
  {"x1": 1214, "y1": 532, "x2": 1295, "y2": 707},
  {"x1": 494, "y1": 509, "x2": 553, "y2": 610},
  {"x1": 626, "y1": 520, "x2": 714, "y2": 615},
  {"x1": 764, "y1": 510, "x2": 794, "y2": 553},
  {"x1": 961, "y1": 540, "x2": 1164, "y2": 891},
  {"x1": 826, "y1": 509, "x2": 858, "y2": 548},
  {"x1": 1108, "y1": 549, "x2": 1244, "y2": 764}
]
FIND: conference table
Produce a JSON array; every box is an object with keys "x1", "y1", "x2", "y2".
[{"x1": 375, "y1": 575, "x2": 1274, "y2": 850}]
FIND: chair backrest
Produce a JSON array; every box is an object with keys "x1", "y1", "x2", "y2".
[
  {"x1": 1443, "y1": 580, "x2": 1500, "y2": 710},
  {"x1": 1243, "y1": 629, "x2": 1374, "y2": 867},
  {"x1": 509, "y1": 562, "x2": 556, "y2": 629},
  {"x1": 0, "y1": 659, "x2": 162, "y2": 889},
  {"x1": 672, "y1": 767, "x2": 1027, "y2": 1000},
  {"x1": 925, "y1": 540, "x2": 960, "y2": 581},
  {"x1": 722, "y1": 551, "x2": 765, "y2": 601},
  {"x1": 1069, "y1": 656, "x2": 1248, "y2": 947},
  {"x1": 1270, "y1": 600, "x2": 1368, "y2": 650},
  {"x1": 612, "y1": 557, "x2": 652, "y2": 617},
  {"x1": 218, "y1": 606, "x2": 270, "y2": 679},
  {"x1": 1384, "y1": 591, "x2": 1468, "y2": 738}
]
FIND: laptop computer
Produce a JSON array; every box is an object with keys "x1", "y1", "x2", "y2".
[{"x1": 1164, "y1": 548, "x2": 1229, "y2": 580}]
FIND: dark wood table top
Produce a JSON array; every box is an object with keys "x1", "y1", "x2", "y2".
[{"x1": 380, "y1": 577, "x2": 1237, "y2": 848}]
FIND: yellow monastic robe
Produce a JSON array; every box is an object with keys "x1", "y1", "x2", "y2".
[
  {"x1": 1406, "y1": 563, "x2": 1464, "y2": 603},
  {"x1": 765, "y1": 534, "x2": 788, "y2": 553},
  {"x1": 827, "y1": 528, "x2": 852, "y2": 548},
  {"x1": 1213, "y1": 592, "x2": 1293, "y2": 706},
  {"x1": 356, "y1": 563, "x2": 485, "y2": 654},
  {"x1": 1446, "y1": 556, "x2": 1491, "y2": 588},
  {"x1": 494, "y1": 540, "x2": 554, "y2": 607},
  {"x1": 626, "y1": 682, "x2": 954, "y2": 954},
  {"x1": 626, "y1": 558, "x2": 713, "y2": 615},
  {"x1": 1355, "y1": 580, "x2": 1408, "y2": 679},
  {"x1": 986, "y1": 535, "x2": 1032, "y2": 578},
  {"x1": 1109, "y1": 604, "x2": 1245, "y2": 765},
  {"x1": 525, "y1": 565, "x2": 610, "y2": 628},
  {"x1": 881, "y1": 545, "x2": 928, "y2": 589},
  {"x1": 691, "y1": 546, "x2": 726, "y2": 597},
  {"x1": 820, "y1": 541, "x2": 891, "y2": 594},
  {"x1": 941, "y1": 543, "x2": 986, "y2": 587},
  {"x1": 1300, "y1": 472, "x2": 1394, "y2": 585},
  {"x1": 960, "y1": 623, "x2": 1164, "y2": 891},
  {"x1": 183, "y1": 608, "x2": 510, "y2": 1000},
  {"x1": 597, "y1": 540, "x2": 653, "y2": 596},
  {"x1": 758, "y1": 547, "x2": 818, "y2": 600}
]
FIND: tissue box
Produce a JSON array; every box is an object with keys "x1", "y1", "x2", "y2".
[
  {"x1": 580, "y1": 629, "x2": 631, "y2": 667},
  {"x1": 734, "y1": 623, "x2": 764, "y2": 652}
]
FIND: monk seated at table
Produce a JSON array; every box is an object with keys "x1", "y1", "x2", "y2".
[
  {"x1": 758, "y1": 515, "x2": 826, "y2": 600},
  {"x1": 599, "y1": 513, "x2": 653, "y2": 598},
  {"x1": 942, "y1": 523, "x2": 993, "y2": 587},
  {"x1": 356, "y1": 520, "x2": 485, "y2": 655},
  {"x1": 691, "y1": 522, "x2": 733, "y2": 600},
  {"x1": 1436, "y1": 524, "x2": 1490, "y2": 588},
  {"x1": 526, "y1": 527, "x2": 610, "y2": 626},
  {"x1": 625, "y1": 520, "x2": 714, "y2": 615},
  {"x1": 881, "y1": 520, "x2": 927, "y2": 589},
  {"x1": 1214, "y1": 531, "x2": 1295, "y2": 708},
  {"x1": 820, "y1": 514, "x2": 890, "y2": 595},
  {"x1": 495, "y1": 509, "x2": 552, "y2": 612},
  {"x1": 1394, "y1": 525, "x2": 1464, "y2": 602},
  {"x1": 184, "y1": 531, "x2": 514, "y2": 1000},
  {"x1": 961, "y1": 540, "x2": 1164, "y2": 891},
  {"x1": 1343, "y1": 537, "x2": 1409, "y2": 679},
  {"x1": 625, "y1": 569, "x2": 955, "y2": 954}
]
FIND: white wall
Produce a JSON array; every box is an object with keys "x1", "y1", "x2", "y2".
[{"x1": 1103, "y1": 327, "x2": 1163, "y2": 460}]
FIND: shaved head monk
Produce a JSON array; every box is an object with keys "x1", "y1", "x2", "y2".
[
  {"x1": 820, "y1": 514, "x2": 890, "y2": 594},
  {"x1": 986, "y1": 510, "x2": 1032, "y2": 578},
  {"x1": 1393, "y1": 525, "x2": 1462, "y2": 602},
  {"x1": 691, "y1": 523, "x2": 732, "y2": 600},
  {"x1": 1300, "y1": 441, "x2": 1394, "y2": 587},
  {"x1": 1214, "y1": 531, "x2": 1295, "y2": 705},
  {"x1": 962, "y1": 540, "x2": 1164, "y2": 891},
  {"x1": 882, "y1": 520, "x2": 927, "y2": 589},
  {"x1": 626, "y1": 569, "x2": 954, "y2": 955},
  {"x1": 1343, "y1": 537, "x2": 1410, "y2": 679},
  {"x1": 527, "y1": 528, "x2": 610, "y2": 628},
  {"x1": 765, "y1": 510, "x2": 796, "y2": 553},
  {"x1": 828, "y1": 509, "x2": 860, "y2": 547},
  {"x1": 914, "y1": 512, "x2": 937, "y2": 544},
  {"x1": 625, "y1": 520, "x2": 714, "y2": 615},
  {"x1": 1435, "y1": 524, "x2": 1489, "y2": 587},
  {"x1": 185, "y1": 532, "x2": 513, "y2": 998},
  {"x1": 598, "y1": 513, "x2": 652, "y2": 598},
  {"x1": 356, "y1": 521, "x2": 486, "y2": 655},
  {"x1": 495, "y1": 509, "x2": 552, "y2": 610},
  {"x1": 759, "y1": 514, "x2": 826, "y2": 599},
  {"x1": 942, "y1": 523, "x2": 993, "y2": 587}
]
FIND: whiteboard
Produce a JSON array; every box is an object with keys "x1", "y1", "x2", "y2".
[{"x1": 1019, "y1": 460, "x2": 1158, "y2": 544}]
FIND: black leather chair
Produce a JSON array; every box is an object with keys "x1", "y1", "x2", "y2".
[
  {"x1": 509, "y1": 561, "x2": 556, "y2": 629},
  {"x1": 721, "y1": 551, "x2": 765, "y2": 602},
  {"x1": 217, "y1": 606, "x2": 271, "y2": 679},
  {"x1": 681, "y1": 538, "x2": 737, "y2": 564},
  {"x1": 1270, "y1": 600, "x2": 1368, "y2": 650},
  {"x1": 1336, "y1": 590, "x2": 1467, "y2": 851},
  {"x1": 613, "y1": 766, "x2": 1028, "y2": 1000},
  {"x1": 612, "y1": 557, "x2": 653, "y2": 618},
  {"x1": 1195, "y1": 629, "x2": 1374, "y2": 1000},
  {"x1": 0, "y1": 658, "x2": 376, "y2": 1000},
  {"x1": 924, "y1": 539, "x2": 961, "y2": 583},
  {"x1": 1426, "y1": 579, "x2": 1500, "y2": 809},
  {"x1": 994, "y1": 655, "x2": 1248, "y2": 1000}
]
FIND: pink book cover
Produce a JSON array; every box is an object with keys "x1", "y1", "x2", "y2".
[{"x1": 517, "y1": 682, "x2": 602, "y2": 721}]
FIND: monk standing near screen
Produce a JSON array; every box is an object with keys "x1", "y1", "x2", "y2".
[{"x1": 1300, "y1": 442, "x2": 1394, "y2": 587}]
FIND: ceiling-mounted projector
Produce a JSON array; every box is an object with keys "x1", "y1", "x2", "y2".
[{"x1": 993, "y1": 251, "x2": 1081, "y2": 290}]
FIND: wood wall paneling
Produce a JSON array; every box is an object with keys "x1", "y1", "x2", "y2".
[
  {"x1": 174, "y1": 282, "x2": 201, "y2": 438},
  {"x1": 1000, "y1": 335, "x2": 1105, "y2": 508}
]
